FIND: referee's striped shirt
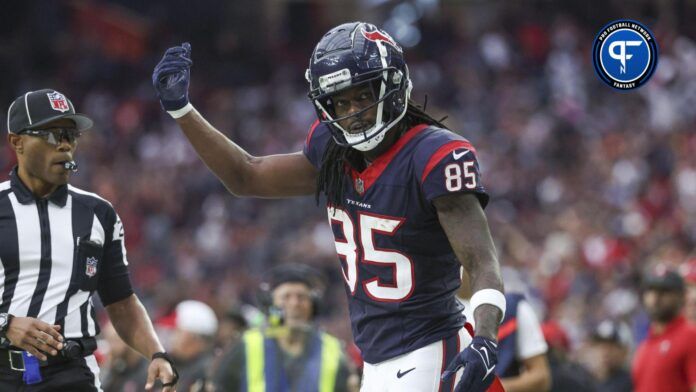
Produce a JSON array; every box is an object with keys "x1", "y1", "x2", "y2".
[{"x1": 0, "y1": 168, "x2": 133, "y2": 338}]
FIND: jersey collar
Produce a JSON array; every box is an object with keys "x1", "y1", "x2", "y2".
[
  {"x1": 349, "y1": 123, "x2": 429, "y2": 195},
  {"x1": 10, "y1": 166, "x2": 68, "y2": 207}
]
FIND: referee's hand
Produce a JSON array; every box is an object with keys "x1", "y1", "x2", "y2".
[
  {"x1": 6, "y1": 317, "x2": 64, "y2": 361},
  {"x1": 146, "y1": 357, "x2": 178, "y2": 392}
]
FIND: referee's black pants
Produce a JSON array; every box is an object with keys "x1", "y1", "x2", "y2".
[{"x1": 0, "y1": 357, "x2": 99, "y2": 391}]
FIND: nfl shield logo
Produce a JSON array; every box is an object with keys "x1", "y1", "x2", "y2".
[
  {"x1": 47, "y1": 91, "x2": 70, "y2": 113},
  {"x1": 85, "y1": 257, "x2": 98, "y2": 277},
  {"x1": 355, "y1": 177, "x2": 365, "y2": 194}
]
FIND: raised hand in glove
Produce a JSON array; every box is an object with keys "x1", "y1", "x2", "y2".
[{"x1": 152, "y1": 42, "x2": 193, "y2": 112}]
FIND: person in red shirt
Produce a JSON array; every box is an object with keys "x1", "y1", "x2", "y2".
[
  {"x1": 681, "y1": 259, "x2": 696, "y2": 325},
  {"x1": 632, "y1": 266, "x2": 696, "y2": 392}
]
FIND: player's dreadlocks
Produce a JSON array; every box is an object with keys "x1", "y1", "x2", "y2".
[{"x1": 316, "y1": 99, "x2": 449, "y2": 207}]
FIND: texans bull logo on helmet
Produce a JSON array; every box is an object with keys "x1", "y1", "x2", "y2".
[{"x1": 361, "y1": 28, "x2": 402, "y2": 52}]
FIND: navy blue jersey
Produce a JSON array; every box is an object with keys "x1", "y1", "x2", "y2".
[{"x1": 303, "y1": 121, "x2": 489, "y2": 363}]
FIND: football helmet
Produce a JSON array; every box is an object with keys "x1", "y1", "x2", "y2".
[{"x1": 306, "y1": 22, "x2": 412, "y2": 151}]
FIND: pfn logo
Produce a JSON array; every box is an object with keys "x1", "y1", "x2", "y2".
[
  {"x1": 592, "y1": 20, "x2": 658, "y2": 90},
  {"x1": 608, "y1": 40, "x2": 642, "y2": 74}
]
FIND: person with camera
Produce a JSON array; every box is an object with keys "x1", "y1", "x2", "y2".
[{"x1": 212, "y1": 264, "x2": 352, "y2": 392}]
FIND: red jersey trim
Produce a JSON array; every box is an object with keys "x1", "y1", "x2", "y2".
[
  {"x1": 304, "y1": 120, "x2": 321, "y2": 150},
  {"x1": 438, "y1": 339, "x2": 448, "y2": 392},
  {"x1": 488, "y1": 378, "x2": 506, "y2": 392},
  {"x1": 349, "y1": 124, "x2": 429, "y2": 195},
  {"x1": 420, "y1": 140, "x2": 476, "y2": 184},
  {"x1": 498, "y1": 318, "x2": 518, "y2": 341},
  {"x1": 464, "y1": 322, "x2": 475, "y2": 338}
]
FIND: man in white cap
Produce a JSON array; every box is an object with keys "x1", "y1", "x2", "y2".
[{"x1": 169, "y1": 300, "x2": 218, "y2": 391}]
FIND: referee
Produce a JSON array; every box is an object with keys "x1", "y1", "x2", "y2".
[{"x1": 0, "y1": 89, "x2": 177, "y2": 391}]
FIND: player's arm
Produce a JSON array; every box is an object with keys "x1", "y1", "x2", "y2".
[
  {"x1": 152, "y1": 42, "x2": 317, "y2": 198},
  {"x1": 422, "y1": 140, "x2": 503, "y2": 390},
  {"x1": 175, "y1": 109, "x2": 317, "y2": 198},
  {"x1": 434, "y1": 192, "x2": 504, "y2": 340}
]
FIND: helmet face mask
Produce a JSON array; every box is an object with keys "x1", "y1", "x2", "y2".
[
  {"x1": 306, "y1": 22, "x2": 412, "y2": 152},
  {"x1": 314, "y1": 77, "x2": 382, "y2": 123}
]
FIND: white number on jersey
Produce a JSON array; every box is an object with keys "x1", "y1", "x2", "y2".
[
  {"x1": 328, "y1": 208, "x2": 359, "y2": 294},
  {"x1": 444, "y1": 161, "x2": 477, "y2": 191},
  {"x1": 328, "y1": 207, "x2": 414, "y2": 302}
]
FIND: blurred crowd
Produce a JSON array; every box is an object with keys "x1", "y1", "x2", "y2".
[{"x1": 2, "y1": 0, "x2": 696, "y2": 390}]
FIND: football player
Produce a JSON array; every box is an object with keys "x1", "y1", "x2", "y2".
[{"x1": 153, "y1": 22, "x2": 505, "y2": 392}]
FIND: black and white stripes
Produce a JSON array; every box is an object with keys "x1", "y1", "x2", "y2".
[{"x1": 0, "y1": 174, "x2": 133, "y2": 339}]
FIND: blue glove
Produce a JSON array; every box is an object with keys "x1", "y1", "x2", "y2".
[
  {"x1": 152, "y1": 42, "x2": 193, "y2": 111},
  {"x1": 442, "y1": 336, "x2": 498, "y2": 392}
]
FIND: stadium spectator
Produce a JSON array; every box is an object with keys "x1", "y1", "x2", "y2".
[
  {"x1": 215, "y1": 306, "x2": 249, "y2": 350},
  {"x1": 100, "y1": 322, "x2": 149, "y2": 392},
  {"x1": 682, "y1": 260, "x2": 696, "y2": 325},
  {"x1": 632, "y1": 266, "x2": 696, "y2": 392},
  {"x1": 541, "y1": 321, "x2": 597, "y2": 392},
  {"x1": 168, "y1": 300, "x2": 219, "y2": 391},
  {"x1": 587, "y1": 320, "x2": 632, "y2": 392}
]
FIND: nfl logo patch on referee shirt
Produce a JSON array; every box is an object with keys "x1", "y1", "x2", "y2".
[
  {"x1": 47, "y1": 91, "x2": 70, "y2": 113},
  {"x1": 85, "y1": 257, "x2": 98, "y2": 277}
]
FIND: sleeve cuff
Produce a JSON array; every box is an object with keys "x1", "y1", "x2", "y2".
[
  {"x1": 98, "y1": 274, "x2": 134, "y2": 306},
  {"x1": 167, "y1": 103, "x2": 194, "y2": 119}
]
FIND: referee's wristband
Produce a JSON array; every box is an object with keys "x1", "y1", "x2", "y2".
[
  {"x1": 152, "y1": 351, "x2": 179, "y2": 387},
  {"x1": 470, "y1": 289, "x2": 506, "y2": 323},
  {"x1": 167, "y1": 103, "x2": 194, "y2": 119}
]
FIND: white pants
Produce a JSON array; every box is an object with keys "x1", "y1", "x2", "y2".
[{"x1": 361, "y1": 327, "x2": 472, "y2": 392}]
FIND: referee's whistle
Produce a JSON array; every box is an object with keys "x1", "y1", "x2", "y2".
[{"x1": 63, "y1": 161, "x2": 78, "y2": 172}]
